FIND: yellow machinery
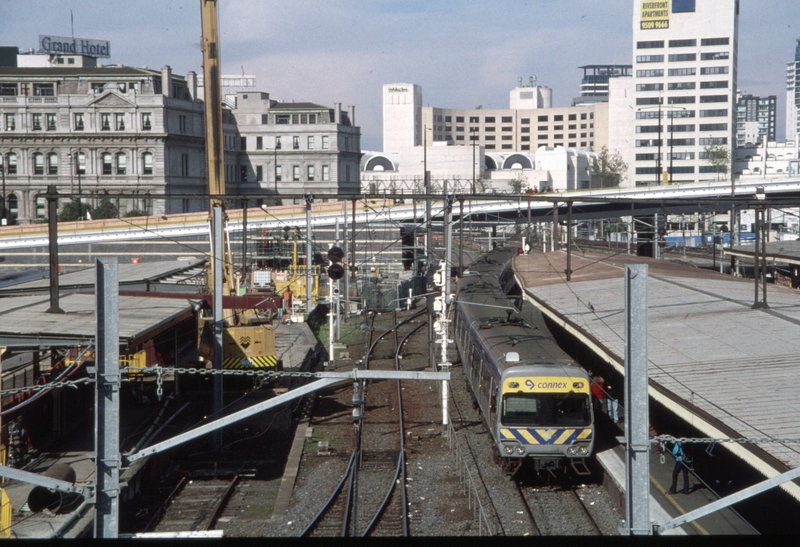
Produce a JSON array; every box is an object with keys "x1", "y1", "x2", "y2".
[
  {"x1": 197, "y1": 0, "x2": 277, "y2": 370},
  {"x1": 270, "y1": 241, "x2": 320, "y2": 310}
]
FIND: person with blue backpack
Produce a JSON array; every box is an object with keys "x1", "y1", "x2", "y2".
[{"x1": 666, "y1": 441, "x2": 691, "y2": 495}]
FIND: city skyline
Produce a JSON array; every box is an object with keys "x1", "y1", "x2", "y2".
[{"x1": 1, "y1": 0, "x2": 798, "y2": 150}]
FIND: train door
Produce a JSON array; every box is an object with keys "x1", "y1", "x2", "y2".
[{"x1": 488, "y1": 380, "x2": 498, "y2": 426}]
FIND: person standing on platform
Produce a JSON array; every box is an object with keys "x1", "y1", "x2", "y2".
[
  {"x1": 283, "y1": 286, "x2": 293, "y2": 321},
  {"x1": 590, "y1": 376, "x2": 605, "y2": 415},
  {"x1": 606, "y1": 383, "x2": 621, "y2": 423},
  {"x1": 666, "y1": 441, "x2": 691, "y2": 495}
]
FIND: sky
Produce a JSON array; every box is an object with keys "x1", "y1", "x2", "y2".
[{"x1": 2, "y1": 0, "x2": 798, "y2": 150}]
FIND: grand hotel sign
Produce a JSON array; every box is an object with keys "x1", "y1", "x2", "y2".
[{"x1": 38, "y1": 35, "x2": 111, "y2": 58}]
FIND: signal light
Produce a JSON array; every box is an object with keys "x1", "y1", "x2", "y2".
[
  {"x1": 327, "y1": 263, "x2": 345, "y2": 280},
  {"x1": 657, "y1": 228, "x2": 666, "y2": 237},
  {"x1": 517, "y1": 247, "x2": 524, "y2": 255},
  {"x1": 327, "y1": 246, "x2": 345, "y2": 280},
  {"x1": 328, "y1": 246, "x2": 344, "y2": 262}
]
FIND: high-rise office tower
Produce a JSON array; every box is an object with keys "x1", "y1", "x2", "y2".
[
  {"x1": 735, "y1": 94, "x2": 777, "y2": 147},
  {"x1": 786, "y1": 38, "x2": 800, "y2": 145},
  {"x1": 628, "y1": 0, "x2": 739, "y2": 186}
]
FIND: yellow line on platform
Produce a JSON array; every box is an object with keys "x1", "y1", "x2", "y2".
[{"x1": 650, "y1": 474, "x2": 709, "y2": 535}]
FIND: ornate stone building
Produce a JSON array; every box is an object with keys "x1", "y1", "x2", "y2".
[{"x1": 0, "y1": 54, "x2": 205, "y2": 222}]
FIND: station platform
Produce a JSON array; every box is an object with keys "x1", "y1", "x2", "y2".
[
  {"x1": 595, "y1": 417, "x2": 758, "y2": 535},
  {"x1": 1, "y1": 321, "x2": 318, "y2": 538},
  {"x1": 513, "y1": 250, "x2": 800, "y2": 531}
]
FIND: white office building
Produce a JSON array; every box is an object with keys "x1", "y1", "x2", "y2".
[
  {"x1": 787, "y1": 38, "x2": 800, "y2": 147},
  {"x1": 611, "y1": 0, "x2": 739, "y2": 187}
]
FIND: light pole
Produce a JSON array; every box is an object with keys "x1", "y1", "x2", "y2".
[
  {"x1": 470, "y1": 127, "x2": 479, "y2": 194},
  {"x1": 667, "y1": 107, "x2": 687, "y2": 184},
  {"x1": 1, "y1": 164, "x2": 6, "y2": 226},
  {"x1": 273, "y1": 146, "x2": 278, "y2": 196},
  {"x1": 72, "y1": 151, "x2": 84, "y2": 220},
  {"x1": 67, "y1": 152, "x2": 74, "y2": 197}
]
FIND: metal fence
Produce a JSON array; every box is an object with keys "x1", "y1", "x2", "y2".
[{"x1": 446, "y1": 418, "x2": 494, "y2": 535}]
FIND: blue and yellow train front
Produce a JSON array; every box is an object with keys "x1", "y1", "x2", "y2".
[{"x1": 496, "y1": 371, "x2": 594, "y2": 471}]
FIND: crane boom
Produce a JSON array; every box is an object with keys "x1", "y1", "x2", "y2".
[
  {"x1": 201, "y1": 0, "x2": 225, "y2": 204},
  {"x1": 197, "y1": 0, "x2": 278, "y2": 374}
]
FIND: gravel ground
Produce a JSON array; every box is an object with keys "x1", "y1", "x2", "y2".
[{"x1": 134, "y1": 308, "x2": 624, "y2": 537}]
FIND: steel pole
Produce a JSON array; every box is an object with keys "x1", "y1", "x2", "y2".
[
  {"x1": 1, "y1": 165, "x2": 6, "y2": 225},
  {"x1": 623, "y1": 264, "x2": 650, "y2": 536},
  {"x1": 306, "y1": 196, "x2": 313, "y2": 314},
  {"x1": 212, "y1": 206, "x2": 224, "y2": 452},
  {"x1": 343, "y1": 200, "x2": 349, "y2": 321},
  {"x1": 46, "y1": 185, "x2": 63, "y2": 314},
  {"x1": 94, "y1": 258, "x2": 120, "y2": 538},
  {"x1": 566, "y1": 202, "x2": 573, "y2": 281},
  {"x1": 458, "y1": 199, "x2": 464, "y2": 276},
  {"x1": 241, "y1": 199, "x2": 248, "y2": 284}
]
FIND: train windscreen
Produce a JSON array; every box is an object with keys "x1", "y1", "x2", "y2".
[{"x1": 502, "y1": 393, "x2": 591, "y2": 427}]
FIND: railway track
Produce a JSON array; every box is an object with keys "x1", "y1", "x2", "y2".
[
  {"x1": 149, "y1": 475, "x2": 239, "y2": 533},
  {"x1": 301, "y1": 310, "x2": 425, "y2": 537},
  {"x1": 517, "y1": 483, "x2": 603, "y2": 536}
]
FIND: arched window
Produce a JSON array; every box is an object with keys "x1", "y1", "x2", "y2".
[
  {"x1": 102, "y1": 153, "x2": 112, "y2": 175},
  {"x1": 116, "y1": 152, "x2": 127, "y2": 175},
  {"x1": 33, "y1": 153, "x2": 44, "y2": 175},
  {"x1": 48, "y1": 152, "x2": 58, "y2": 175},
  {"x1": 142, "y1": 152, "x2": 153, "y2": 175}
]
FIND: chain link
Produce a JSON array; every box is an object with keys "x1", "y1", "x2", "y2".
[
  {"x1": 156, "y1": 365, "x2": 163, "y2": 401},
  {"x1": 0, "y1": 377, "x2": 94, "y2": 397},
  {"x1": 655, "y1": 435, "x2": 800, "y2": 445}
]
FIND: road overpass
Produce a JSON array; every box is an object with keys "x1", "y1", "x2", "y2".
[{"x1": 0, "y1": 176, "x2": 799, "y2": 252}]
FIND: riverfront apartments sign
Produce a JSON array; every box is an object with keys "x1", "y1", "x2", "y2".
[{"x1": 39, "y1": 35, "x2": 111, "y2": 58}]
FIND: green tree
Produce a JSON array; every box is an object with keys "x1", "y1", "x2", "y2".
[
  {"x1": 58, "y1": 200, "x2": 91, "y2": 222},
  {"x1": 92, "y1": 198, "x2": 119, "y2": 219},
  {"x1": 123, "y1": 209, "x2": 149, "y2": 218},
  {"x1": 703, "y1": 143, "x2": 730, "y2": 180},
  {"x1": 589, "y1": 147, "x2": 628, "y2": 188},
  {"x1": 508, "y1": 173, "x2": 526, "y2": 194},
  {"x1": 475, "y1": 177, "x2": 492, "y2": 193}
]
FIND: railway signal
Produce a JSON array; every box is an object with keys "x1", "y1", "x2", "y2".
[{"x1": 327, "y1": 246, "x2": 345, "y2": 280}]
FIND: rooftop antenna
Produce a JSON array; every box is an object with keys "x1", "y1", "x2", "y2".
[
  {"x1": 71, "y1": 9, "x2": 74, "y2": 39},
  {"x1": 518, "y1": 77, "x2": 523, "y2": 87},
  {"x1": 530, "y1": 76, "x2": 537, "y2": 87}
]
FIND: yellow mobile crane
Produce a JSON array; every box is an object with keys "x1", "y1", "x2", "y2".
[{"x1": 197, "y1": 0, "x2": 278, "y2": 370}]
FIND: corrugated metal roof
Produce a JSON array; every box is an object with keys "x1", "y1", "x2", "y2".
[
  {"x1": 0, "y1": 292, "x2": 196, "y2": 349},
  {"x1": 0, "y1": 259, "x2": 206, "y2": 295}
]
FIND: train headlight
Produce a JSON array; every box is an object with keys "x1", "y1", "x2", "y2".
[
  {"x1": 567, "y1": 446, "x2": 578, "y2": 456},
  {"x1": 578, "y1": 446, "x2": 589, "y2": 456},
  {"x1": 514, "y1": 446, "x2": 525, "y2": 455},
  {"x1": 504, "y1": 446, "x2": 514, "y2": 455}
]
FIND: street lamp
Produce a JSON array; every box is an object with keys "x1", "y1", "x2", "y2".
[
  {"x1": 1, "y1": 164, "x2": 6, "y2": 226},
  {"x1": 470, "y1": 127, "x2": 479, "y2": 194},
  {"x1": 667, "y1": 107, "x2": 687, "y2": 184},
  {"x1": 637, "y1": 102, "x2": 687, "y2": 186},
  {"x1": 69, "y1": 151, "x2": 84, "y2": 220},
  {"x1": 273, "y1": 146, "x2": 278, "y2": 196}
]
